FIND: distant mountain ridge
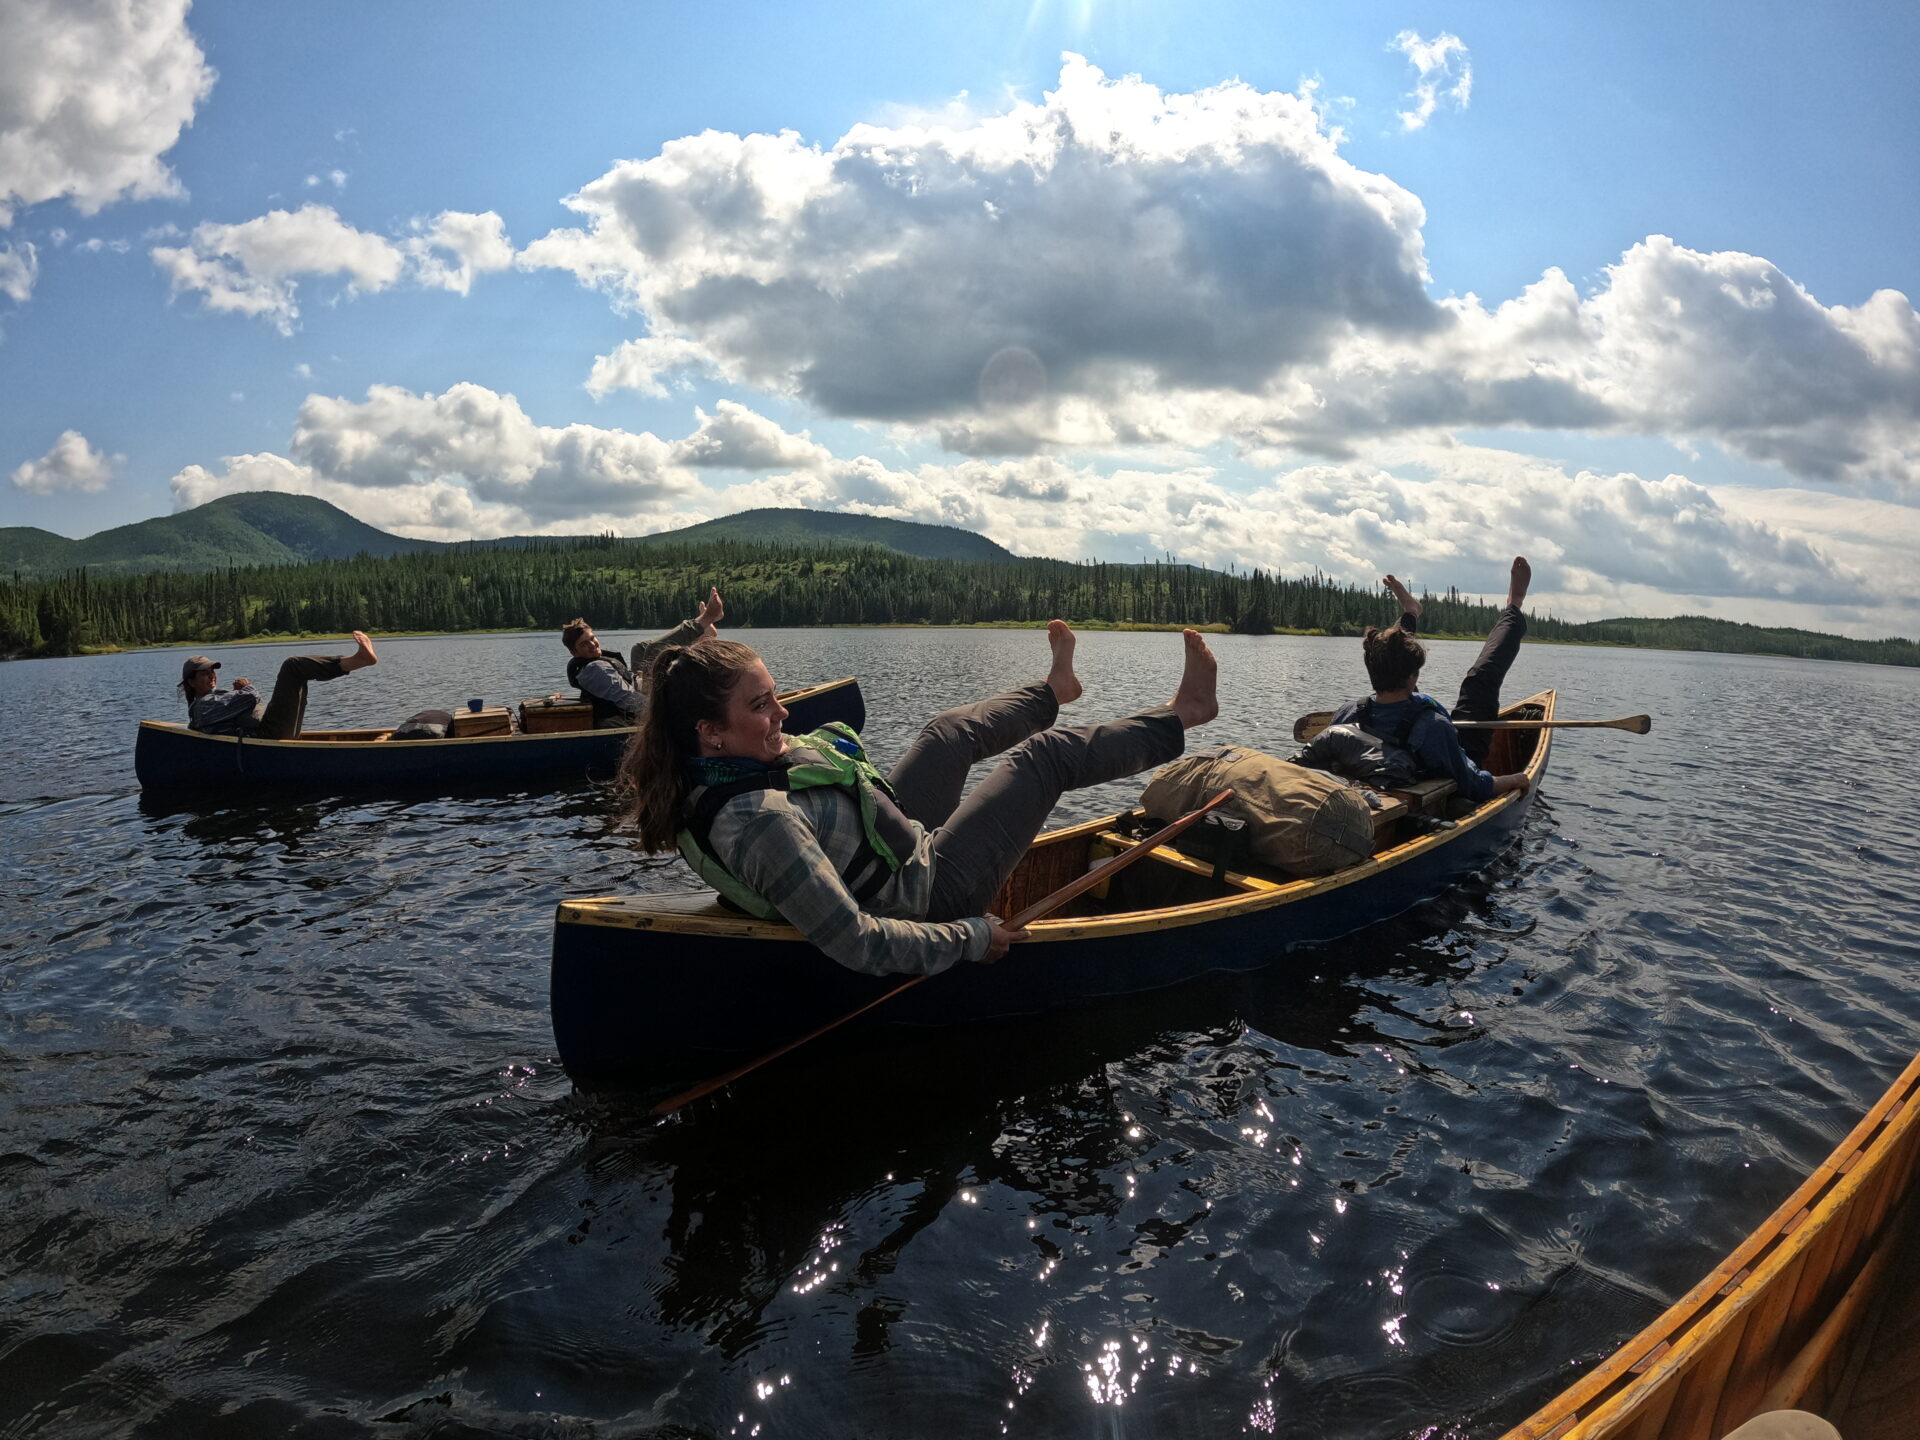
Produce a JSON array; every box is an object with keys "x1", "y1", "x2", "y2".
[
  {"x1": 0, "y1": 495, "x2": 1016, "y2": 577},
  {"x1": 0, "y1": 493, "x2": 439, "y2": 577}
]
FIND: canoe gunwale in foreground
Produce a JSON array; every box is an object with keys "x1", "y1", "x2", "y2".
[{"x1": 1497, "y1": 1046, "x2": 1920, "y2": 1440}]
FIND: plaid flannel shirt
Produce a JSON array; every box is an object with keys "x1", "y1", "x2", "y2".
[{"x1": 706, "y1": 783, "x2": 991, "y2": 977}]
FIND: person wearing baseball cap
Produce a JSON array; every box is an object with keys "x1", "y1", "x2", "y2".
[{"x1": 179, "y1": 631, "x2": 379, "y2": 739}]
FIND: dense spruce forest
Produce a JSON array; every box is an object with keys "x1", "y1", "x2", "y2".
[{"x1": 4, "y1": 535, "x2": 1916, "y2": 667}]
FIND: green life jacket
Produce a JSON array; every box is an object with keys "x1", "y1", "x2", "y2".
[{"x1": 676, "y1": 722, "x2": 907, "y2": 920}]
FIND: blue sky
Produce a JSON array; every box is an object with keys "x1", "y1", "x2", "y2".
[{"x1": 3, "y1": 0, "x2": 1917, "y2": 636}]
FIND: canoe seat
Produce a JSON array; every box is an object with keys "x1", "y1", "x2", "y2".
[{"x1": 1383, "y1": 777, "x2": 1455, "y2": 816}]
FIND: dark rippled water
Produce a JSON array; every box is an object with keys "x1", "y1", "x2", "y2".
[{"x1": 3, "y1": 628, "x2": 1917, "y2": 1439}]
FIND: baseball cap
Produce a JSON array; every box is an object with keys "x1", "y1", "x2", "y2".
[{"x1": 180, "y1": 656, "x2": 220, "y2": 680}]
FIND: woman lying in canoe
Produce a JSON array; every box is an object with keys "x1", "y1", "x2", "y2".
[
  {"x1": 179, "y1": 631, "x2": 379, "y2": 740},
  {"x1": 1296, "y1": 557, "x2": 1532, "y2": 799},
  {"x1": 618, "y1": 625, "x2": 1219, "y2": 976}
]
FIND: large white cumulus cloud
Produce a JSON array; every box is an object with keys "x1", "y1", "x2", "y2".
[
  {"x1": 171, "y1": 383, "x2": 703, "y2": 534},
  {"x1": 523, "y1": 54, "x2": 1440, "y2": 430},
  {"x1": 1271, "y1": 237, "x2": 1920, "y2": 490},
  {"x1": 524, "y1": 57, "x2": 1920, "y2": 493},
  {"x1": 0, "y1": 0, "x2": 214, "y2": 226}
]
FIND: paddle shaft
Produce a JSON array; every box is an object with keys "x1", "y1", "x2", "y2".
[
  {"x1": 1292, "y1": 711, "x2": 1650, "y2": 741},
  {"x1": 650, "y1": 788, "x2": 1236, "y2": 1117}
]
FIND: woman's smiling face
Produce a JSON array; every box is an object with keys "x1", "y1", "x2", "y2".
[{"x1": 697, "y1": 660, "x2": 789, "y2": 762}]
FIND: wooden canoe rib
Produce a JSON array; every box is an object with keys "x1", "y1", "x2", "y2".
[
  {"x1": 549, "y1": 691, "x2": 1556, "y2": 1079},
  {"x1": 133, "y1": 676, "x2": 863, "y2": 791},
  {"x1": 1498, "y1": 1047, "x2": 1920, "y2": 1440}
]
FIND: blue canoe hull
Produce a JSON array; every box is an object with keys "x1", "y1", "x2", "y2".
[
  {"x1": 134, "y1": 678, "x2": 864, "y2": 792},
  {"x1": 551, "y1": 691, "x2": 1554, "y2": 1082}
]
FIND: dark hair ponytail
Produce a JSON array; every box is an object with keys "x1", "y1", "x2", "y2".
[{"x1": 614, "y1": 637, "x2": 762, "y2": 850}]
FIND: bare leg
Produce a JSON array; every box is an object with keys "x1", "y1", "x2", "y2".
[
  {"x1": 1045, "y1": 619, "x2": 1081, "y2": 705},
  {"x1": 1169, "y1": 629, "x2": 1218, "y2": 730},
  {"x1": 889, "y1": 622, "x2": 1088, "y2": 825},
  {"x1": 341, "y1": 630, "x2": 379, "y2": 673},
  {"x1": 1384, "y1": 574, "x2": 1422, "y2": 632},
  {"x1": 1504, "y1": 556, "x2": 1531, "y2": 609},
  {"x1": 926, "y1": 630, "x2": 1214, "y2": 918}
]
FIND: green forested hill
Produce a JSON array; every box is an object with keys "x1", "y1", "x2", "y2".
[
  {"x1": 1, "y1": 492, "x2": 440, "y2": 577},
  {"x1": 628, "y1": 508, "x2": 1018, "y2": 562},
  {"x1": 0, "y1": 526, "x2": 79, "y2": 575},
  {"x1": 3, "y1": 497, "x2": 1014, "y2": 577}
]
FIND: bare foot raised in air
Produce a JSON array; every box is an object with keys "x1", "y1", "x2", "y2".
[
  {"x1": 343, "y1": 630, "x2": 379, "y2": 672},
  {"x1": 1506, "y1": 556, "x2": 1531, "y2": 610},
  {"x1": 1045, "y1": 619, "x2": 1082, "y2": 705},
  {"x1": 1383, "y1": 573, "x2": 1421, "y2": 620},
  {"x1": 1169, "y1": 629, "x2": 1218, "y2": 730}
]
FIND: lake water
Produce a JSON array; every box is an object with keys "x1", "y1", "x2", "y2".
[{"x1": 3, "y1": 627, "x2": 1917, "y2": 1439}]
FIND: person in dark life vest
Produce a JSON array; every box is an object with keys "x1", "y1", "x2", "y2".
[
  {"x1": 1292, "y1": 557, "x2": 1533, "y2": 801},
  {"x1": 179, "y1": 631, "x2": 380, "y2": 739},
  {"x1": 563, "y1": 588, "x2": 725, "y2": 728},
  {"x1": 616, "y1": 623, "x2": 1222, "y2": 977}
]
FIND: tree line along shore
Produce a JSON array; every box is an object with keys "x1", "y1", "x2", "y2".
[{"x1": 3, "y1": 536, "x2": 1915, "y2": 668}]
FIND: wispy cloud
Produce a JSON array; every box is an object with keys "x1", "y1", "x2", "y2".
[
  {"x1": 0, "y1": 242, "x2": 38, "y2": 303},
  {"x1": 1393, "y1": 30, "x2": 1472, "y2": 131}
]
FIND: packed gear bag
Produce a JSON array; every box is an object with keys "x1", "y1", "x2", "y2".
[
  {"x1": 1286, "y1": 695, "x2": 1448, "y2": 789},
  {"x1": 390, "y1": 708, "x2": 453, "y2": 741},
  {"x1": 1140, "y1": 745, "x2": 1376, "y2": 877}
]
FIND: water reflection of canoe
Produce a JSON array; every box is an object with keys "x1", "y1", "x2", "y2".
[
  {"x1": 550, "y1": 690, "x2": 1555, "y2": 1080},
  {"x1": 133, "y1": 676, "x2": 864, "y2": 791},
  {"x1": 1495, "y1": 1046, "x2": 1920, "y2": 1440}
]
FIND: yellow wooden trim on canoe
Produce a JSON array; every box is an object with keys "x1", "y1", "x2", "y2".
[
  {"x1": 558, "y1": 689, "x2": 1556, "y2": 942},
  {"x1": 1091, "y1": 831, "x2": 1284, "y2": 892},
  {"x1": 134, "y1": 676, "x2": 860, "y2": 751},
  {"x1": 1498, "y1": 1043, "x2": 1920, "y2": 1440}
]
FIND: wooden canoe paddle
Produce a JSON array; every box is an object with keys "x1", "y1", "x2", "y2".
[
  {"x1": 650, "y1": 787, "x2": 1237, "y2": 1117},
  {"x1": 1291, "y1": 711, "x2": 1652, "y2": 743}
]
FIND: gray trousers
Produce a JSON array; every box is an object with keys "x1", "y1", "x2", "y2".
[
  {"x1": 254, "y1": 655, "x2": 348, "y2": 740},
  {"x1": 886, "y1": 683, "x2": 1186, "y2": 922}
]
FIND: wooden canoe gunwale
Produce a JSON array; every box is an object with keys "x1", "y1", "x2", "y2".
[
  {"x1": 559, "y1": 688, "x2": 1557, "y2": 943},
  {"x1": 1498, "y1": 1046, "x2": 1920, "y2": 1440},
  {"x1": 136, "y1": 675, "x2": 861, "y2": 752},
  {"x1": 134, "y1": 677, "x2": 862, "y2": 791}
]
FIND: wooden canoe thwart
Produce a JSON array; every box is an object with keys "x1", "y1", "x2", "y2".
[
  {"x1": 133, "y1": 677, "x2": 864, "y2": 791},
  {"x1": 549, "y1": 693, "x2": 1555, "y2": 1080},
  {"x1": 1498, "y1": 1046, "x2": 1920, "y2": 1440}
]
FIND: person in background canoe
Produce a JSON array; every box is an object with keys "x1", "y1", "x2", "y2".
[
  {"x1": 179, "y1": 631, "x2": 380, "y2": 740},
  {"x1": 617, "y1": 623, "x2": 1220, "y2": 976},
  {"x1": 563, "y1": 587, "x2": 725, "y2": 728},
  {"x1": 1297, "y1": 557, "x2": 1533, "y2": 801}
]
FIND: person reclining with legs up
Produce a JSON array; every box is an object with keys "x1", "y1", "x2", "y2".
[
  {"x1": 1294, "y1": 558, "x2": 1534, "y2": 801},
  {"x1": 618, "y1": 622, "x2": 1220, "y2": 976},
  {"x1": 179, "y1": 631, "x2": 380, "y2": 740},
  {"x1": 564, "y1": 588, "x2": 725, "y2": 729}
]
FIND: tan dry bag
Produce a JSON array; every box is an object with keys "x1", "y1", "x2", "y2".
[{"x1": 1140, "y1": 745, "x2": 1376, "y2": 878}]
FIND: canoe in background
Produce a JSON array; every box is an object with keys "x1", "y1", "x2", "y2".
[
  {"x1": 1497, "y1": 1046, "x2": 1920, "y2": 1440},
  {"x1": 133, "y1": 676, "x2": 864, "y2": 791},
  {"x1": 550, "y1": 691, "x2": 1554, "y2": 1080}
]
